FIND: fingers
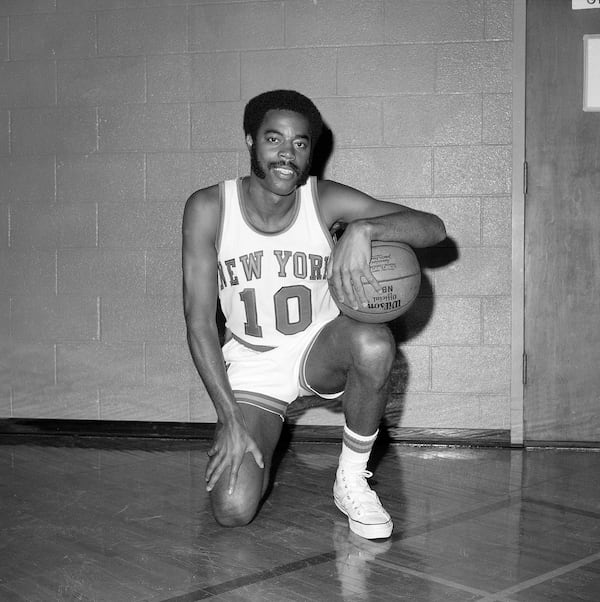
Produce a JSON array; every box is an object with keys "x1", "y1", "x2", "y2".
[
  {"x1": 205, "y1": 435, "x2": 265, "y2": 495},
  {"x1": 330, "y1": 268, "x2": 381, "y2": 310},
  {"x1": 248, "y1": 441, "x2": 265, "y2": 470}
]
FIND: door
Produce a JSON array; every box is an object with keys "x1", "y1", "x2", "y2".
[{"x1": 524, "y1": 0, "x2": 600, "y2": 442}]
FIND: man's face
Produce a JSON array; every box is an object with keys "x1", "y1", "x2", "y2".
[{"x1": 247, "y1": 109, "x2": 312, "y2": 196}]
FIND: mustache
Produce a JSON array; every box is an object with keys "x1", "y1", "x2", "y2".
[{"x1": 269, "y1": 160, "x2": 300, "y2": 174}]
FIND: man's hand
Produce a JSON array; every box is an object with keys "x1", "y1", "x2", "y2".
[
  {"x1": 205, "y1": 416, "x2": 264, "y2": 495},
  {"x1": 327, "y1": 221, "x2": 381, "y2": 310}
]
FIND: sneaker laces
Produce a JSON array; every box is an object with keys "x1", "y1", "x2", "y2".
[{"x1": 340, "y1": 469, "x2": 382, "y2": 512}]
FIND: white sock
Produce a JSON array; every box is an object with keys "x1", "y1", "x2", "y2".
[{"x1": 338, "y1": 425, "x2": 378, "y2": 473}]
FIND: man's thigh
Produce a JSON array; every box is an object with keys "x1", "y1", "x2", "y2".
[
  {"x1": 303, "y1": 315, "x2": 357, "y2": 396},
  {"x1": 209, "y1": 403, "x2": 283, "y2": 521}
]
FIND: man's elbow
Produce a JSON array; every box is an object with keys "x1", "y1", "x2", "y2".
[{"x1": 430, "y1": 216, "x2": 447, "y2": 245}]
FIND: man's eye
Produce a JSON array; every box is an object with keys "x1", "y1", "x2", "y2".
[
  {"x1": 267, "y1": 137, "x2": 279, "y2": 143},
  {"x1": 295, "y1": 142, "x2": 307, "y2": 149}
]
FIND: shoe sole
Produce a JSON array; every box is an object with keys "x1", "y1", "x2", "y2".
[{"x1": 334, "y1": 497, "x2": 393, "y2": 540}]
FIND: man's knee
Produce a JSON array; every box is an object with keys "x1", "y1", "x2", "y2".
[
  {"x1": 210, "y1": 488, "x2": 260, "y2": 527},
  {"x1": 348, "y1": 322, "x2": 396, "y2": 379}
]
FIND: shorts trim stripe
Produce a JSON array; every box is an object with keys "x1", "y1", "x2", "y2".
[{"x1": 234, "y1": 390, "x2": 288, "y2": 420}]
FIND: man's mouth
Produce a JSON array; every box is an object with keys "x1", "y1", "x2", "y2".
[{"x1": 270, "y1": 162, "x2": 299, "y2": 178}]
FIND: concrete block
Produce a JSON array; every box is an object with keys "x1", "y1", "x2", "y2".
[
  {"x1": 402, "y1": 296, "x2": 482, "y2": 346},
  {"x1": 11, "y1": 295, "x2": 99, "y2": 342},
  {"x1": 329, "y1": 147, "x2": 432, "y2": 198},
  {"x1": 56, "y1": 342, "x2": 144, "y2": 387},
  {"x1": 478, "y1": 394, "x2": 510, "y2": 428},
  {"x1": 57, "y1": 1, "x2": 147, "y2": 10},
  {"x1": 482, "y1": 196, "x2": 511, "y2": 246},
  {"x1": 483, "y1": 93, "x2": 512, "y2": 144},
  {"x1": 191, "y1": 102, "x2": 245, "y2": 151},
  {"x1": 0, "y1": 383, "x2": 10, "y2": 418},
  {"x1": 11, "y1": 13, "x2": 95, "y2": 59},
  {"x1": 3, "y1": 342, "x2": 55, "y2": 391},
  {"x1": 241, "y1": 49, "x2": 338, "y2": 99},
  {"x1": 0, "y1": 1, "x2": 55, "y2": 16},
  {"x1": 485, "y1": 0, "x2": 513, "y2": 40},
  {"x1": 146, "y1": 249, "x2": 180, "y2": 297},
  {"x1": 399, "y1": 197, "x2": 481, "y2": 247},
  {"x1": 436, "y1": 42, "x2": 512, "y2": 93},
  {"x1": 0, "y1": 250, "x2": 56, "y2": 295},
  {"x1": 12, "y1": 383, "x2": 100, "y2": 419},
  {"x1": 146, "y1": 152, "x2": 239, "y2": 202},
  {"x1": 0, "y1": 110, "x2": 8, "y2": 155},
  {"x1": 98, "y1": 201, "x2": 182, "y2": 249},
  {"x1": 11, "y1": 107, "x2": 97, "y2": 155},
  {"x1": 0, "y1": 302, "x2": 11, "y2": 350},
  {"x1": 97, "y1": 6, "x2": 187, "y2": 55},
  {"x1": 99, "y1": 104, "x2": 190, "y2": 152},
  {"x1": 57, "y1": 153, "x2": 144, "y2": 204},
  {"x1": 190, "y1": 2, "x2": 284, "y2": 51},
  {"x1": 482, "y1": 296, "x2": 511, "y2": 345},
  {"x1": 305, "y1": 97, "x2": 383, "y2": 148},
  {"x1": 384, "y1": 0, "x2": 484, "y2": 43},
  {"x1": 101, "y1": 294, "x2": 185, "y2": 343},
  {"x1": 286, "y1": 0, "x2": 384, "y2": 47},
  {"x1": 0, "y1": 60, "x2": 55, "y2": 108},
  {"x1": 148, "y1": 53, "x2": 240, "y2": 104},
  {"x1": 391, "y1": 345, "x2": 430, "y2": 394},
  {"x1": 433, "y1": 247, "x2": 511, "y2": 296},
  {"x1": 0, "y1": 156, "x2": 55, "y2": 202},
  {"x1": 0, "y1": 203, "x2": 7, "y2": 248},
  {"x1": 384, "y1": 95, "x2": 482, "y2": 146},
  {"x1": 99, "y1": 384, "x2": 189, "y2": 421},
  {"x1": 0, "y1": 18, "x2": 7, "y2": 61},
  {"x1": 432, "y1": 345, "x2": 510, "y2": 393},
  {"x1": 9, "y1": 201, "x2": 96, "y2": 248},
  {"x1": 58, "y1": 249, "x2": 145, "y2": 296},
  {"x1": 434, "y1": 145, "x2": 511, "y2": 195},
  {"x1": 190, "y1": 386, "x2": 218, "y2": 422},
  {"x1": 58, "y1": 57, "x2": 145, "y2": 105},
  {"x1": 398, "y1": 392, "x2": 482, "y2": 428},
  {"x1": 338, "y1": 45, "x2": 436, "y2": 96},
  {"x1": 145, "y1": 342, "x2": 197, "y2": 388}
]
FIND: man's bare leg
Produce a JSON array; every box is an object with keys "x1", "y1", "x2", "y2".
[
  {"x1": 304, "y1": 315, "x2": 396, "y2": 539},
  {"x1": 209, "y1": 403, "x2": 283, "y2": 527}
]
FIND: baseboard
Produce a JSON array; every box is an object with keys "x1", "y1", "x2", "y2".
[{"x1": 0, "y1": 418, "x2": 514, "y2": 448}]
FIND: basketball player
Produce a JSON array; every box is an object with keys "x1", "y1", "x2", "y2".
[{"x1": 183, "y1": 90, "x2": 445, "y2": 540}]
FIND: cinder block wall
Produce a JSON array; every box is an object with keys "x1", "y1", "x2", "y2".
[{"x1": 0, "y1": 0, "x2": 513, "y2": 429}]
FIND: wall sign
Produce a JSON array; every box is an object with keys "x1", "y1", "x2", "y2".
[
  {"x1": 584, "y1": 35, "x2": 600, "y2": 111},
  {"x1": 573, "y1": 0, "x2": 600, "y2": 9}
]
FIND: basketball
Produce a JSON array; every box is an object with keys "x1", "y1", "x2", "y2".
[{"x1": 332, "y1": 241, "x2": 421, "y2": 323}]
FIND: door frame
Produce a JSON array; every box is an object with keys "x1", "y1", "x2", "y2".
[{"x1": 510, "y1": 0, "x2": 526, "y2": 446}]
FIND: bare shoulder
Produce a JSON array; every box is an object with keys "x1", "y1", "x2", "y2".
[
  {"x1": 184, "y1": 184, "x2": 220, "y2": 217},
  {"x1": 183, "y1": 184, "x2": 220, "y2": 242}
]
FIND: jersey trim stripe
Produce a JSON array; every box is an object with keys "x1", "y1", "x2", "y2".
[
  {"x1": 215, "y1": 181, "x2": 225, "y2": 254},
  {"x1": 234, "y1": 390, "x2": 288, "y2": 419},
  {"x1": 231, "y1": 332, "x2": 275, "y2": 352},
  {"x1": 310, "y1": 177, "x2": 336, "y2": 251}
]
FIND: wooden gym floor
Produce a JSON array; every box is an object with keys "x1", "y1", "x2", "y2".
[{"x1": 1, "y1": 435, "x2": 599, "y2": 601}]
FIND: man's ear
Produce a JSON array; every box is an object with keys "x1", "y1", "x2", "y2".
[{"x1": 245, "y1": 134, "x2": 253, "y2": 149}]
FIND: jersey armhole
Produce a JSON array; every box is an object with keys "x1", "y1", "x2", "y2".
[
  {"x1": 215, "y1": 181, "x2": 225, "y2": 254},
  {"x1": 311, "y1": 177, "x2": 336, "y2": 250}
]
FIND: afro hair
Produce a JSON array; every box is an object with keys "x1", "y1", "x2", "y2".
[{"x1": 243, "y1": 89, "x2": 323, "y2": 143}]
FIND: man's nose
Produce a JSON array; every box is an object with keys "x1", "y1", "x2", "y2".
[{"x1": 279, "y1": 143, "x2": 295, "y2": 160}]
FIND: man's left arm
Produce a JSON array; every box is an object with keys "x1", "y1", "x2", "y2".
[{"x1": 319, "y1": 180, "x2": 446, "y2": 309}]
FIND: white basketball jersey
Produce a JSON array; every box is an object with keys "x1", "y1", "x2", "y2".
[{"x1": 216, "y1": 177, "x2": 340, "y2": 350}]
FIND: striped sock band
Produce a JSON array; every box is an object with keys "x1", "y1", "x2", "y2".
[{"x1": 339, "y1": 425, "x2": 378, "y2": 469}]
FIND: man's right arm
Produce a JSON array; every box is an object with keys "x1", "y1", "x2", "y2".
[{"x1": 182, "y1": 187, "x2": 264, "y2": 494}]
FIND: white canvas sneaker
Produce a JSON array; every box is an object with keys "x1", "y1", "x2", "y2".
[{"x1": 333, "y1": 468, "x2": 393, "y2": 540}]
